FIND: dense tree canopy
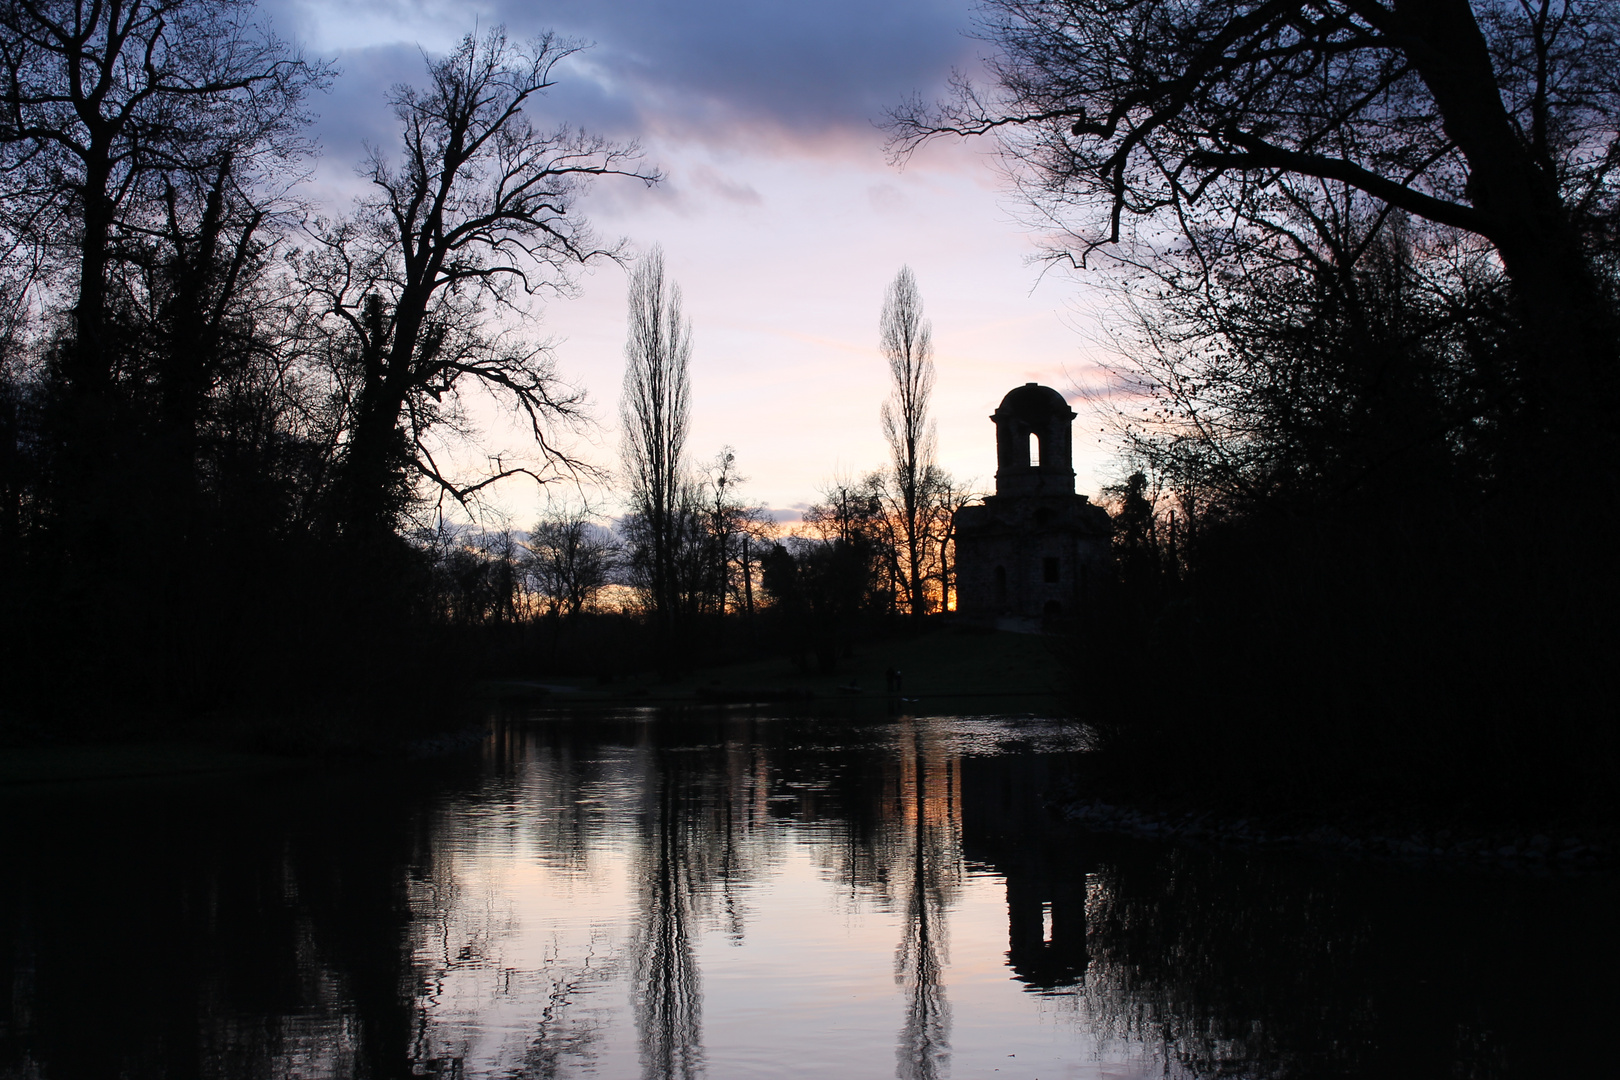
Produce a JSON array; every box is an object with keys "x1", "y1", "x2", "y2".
[
  {"x1": 0, "y1": 6, "x2": 665, "y2": 715},
  {"x1": 887, "y1": 2, "x2": 1618, "y2": 799}
]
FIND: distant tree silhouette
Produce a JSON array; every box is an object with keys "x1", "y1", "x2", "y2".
[
  {"x1": 804, "y1": 474, "x2": 894, "y2": 617},
  {"x1": 696, "y1": 447, "x2": 769, "y2": 630},
  {"x1": 620, "y1": 245, "x2": 692, "y2": 647},
  {"x1": 1100, "y1": 471, "x2": 1163, "y2": 598},
  {"x1": 880, "y1": 266, "x2": 938, "y2": 620},
  {"x1": 760, "y1": 476, "x2": 906, "y2": 671},
  {"x1": 419, "y1": 523, "x2": 524, "y2": 627},
  {"x1": 525, "y1": 502, "x2": 619, "y2": 625},
  {"x1": 919, "y1": 467, "x2": 977, "y2": 614}
]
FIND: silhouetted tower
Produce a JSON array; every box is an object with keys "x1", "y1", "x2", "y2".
[
  {"x1": 952, "y1": 383, "x2": 1110, "y2": 626},
  {"x1": 993, "y1": 383, "x2": 1076, "y2": 497}
]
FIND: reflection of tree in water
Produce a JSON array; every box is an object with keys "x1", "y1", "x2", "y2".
[
  {"x1": 764, "y1": 717, "x2": 963, "y2": 1079},
  {"x1": 9, "y1": 711, "x2": 1612, "y2": 1080},
  {"x1": 628, "y1": 715, "x2": 776, "y2": 1080},
  {"x1": 406, "y1": 725, "x2": 625, "y2": 1077},
  {"x1": 1077, "y1": 844, "x2": 1619, "y2": 1080},
  {"x1": 412, "y1": 712, "x2": 779, "y2": 1080},
  {"x1": 1080, "y1": 848, "x2": 1391, "y2": 1079},
  {"x1": 508, "y1": 941, "x2": 614, "y2": 1080},
  {"x1": 633, "y1": 765, "x2": 706, "y2": 1080},
  {"x1": 889, "y1": 719, "x2": 961, "y2": 1080},
  {"x1": 490, "y1": 718, "x2": 617, "y2": 875},
  {"x1": 0, "y1": 761, "x2": 477, "y2": 1080}
]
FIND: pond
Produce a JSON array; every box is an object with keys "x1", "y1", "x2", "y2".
[{"x1": 2, "y1": 708, "x2": 1614, "y2": 1079}]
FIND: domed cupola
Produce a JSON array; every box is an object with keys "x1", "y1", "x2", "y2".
[{"x1": 992, "y1": 383, "x2": 1075, "y2": 497}]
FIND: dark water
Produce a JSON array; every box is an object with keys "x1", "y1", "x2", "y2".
[{"x1": 2, "y1": 709, "x2": 1613, "y2": 1079}]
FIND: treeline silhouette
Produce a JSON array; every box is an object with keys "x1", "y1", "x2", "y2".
[
  {"x1": 611, "y1": 256, "x2": 971, "y2": 677},
  {"x1": 0, "y1": 8, "x2": 670, "y2": 736},
  {"x1": 0, "y1": 5, "x2": 971, "y2": 739}
]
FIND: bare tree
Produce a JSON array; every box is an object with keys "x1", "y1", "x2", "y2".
[
  {"x1": 802, "y1": 472, "x2": 894, "y2": 617},
  {"x1": 735, "y1": 503, "x2": 776, "y2": 622},
  {"x1": 0, "y1": 0, "x2": 320, "y2": 399},
  {"x1": 0, "y1": 0, "x2": 323, "y2": 577},
  {"x1": 620, "y1": 244, "x2": 691, "y2": 640},
  {"x1": 525, "y1": 502, "x2": 618, "y2": 623},
  {"x1": 704, "y1": 448, "x2": 739, "y2": 618},
  {"x1": 880, "y1": 266, "x2": 937, "y2": 620},
  {"x1": 1102, "y1": 213, "x2": 1505, "y2": 519},
  {"x1": 694, "y1": 446, "x2": 772, "y2": 632},
  {"x1": 889, "y1": 0, "x2": 1620, "y2": 447},
  {"x1": 296, "y1": 27, "x2": 655, "y2": 540},
  {"x1": 922, "y1": 469, "x2": 978, "y2": 614},
  {"x1": 417, "y1": 521, "x2": 524, "y2": 626}
]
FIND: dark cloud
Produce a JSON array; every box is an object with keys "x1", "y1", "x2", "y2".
[
  {"x1": 305, "y1": 44, "x2": 422, "y2": 174},
  {"x1": 264, "y1": 0, "x2": 981, "y2": 150},
  {"x1": 536, "y1": 0, "x2": 980, "y2": 138}
]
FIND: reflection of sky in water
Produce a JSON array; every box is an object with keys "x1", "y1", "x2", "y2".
[
  {"x1": 6, "y1": 712, "x2": 1611, "y2": 1080},
  {"x1": 404, "y1": 716, "x2": 1152, "y2": 1079}
]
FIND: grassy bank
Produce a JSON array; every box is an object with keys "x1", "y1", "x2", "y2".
[{"x1": 483, "y1": 625, "x2": 1069, "y2": 708}]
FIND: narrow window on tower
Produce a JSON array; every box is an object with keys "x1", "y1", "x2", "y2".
[{"x1": 1029, "y1": 432, "x2": 1040, "y2": 466}]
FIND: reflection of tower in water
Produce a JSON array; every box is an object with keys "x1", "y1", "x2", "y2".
[
  {"x1": 960, "y1": 753, "x2": 1091, "y2": 992},
  {"x1": 891, "y1": 719, "x2": 961, "y2": 1080}
]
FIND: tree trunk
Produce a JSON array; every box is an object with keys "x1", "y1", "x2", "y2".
[
  {"x1": 742, "y1": 536, "x2": 754, "y2": 619},
  {"x1": 1395, "y1": 0, "x2": 1618, "y2": 445}
]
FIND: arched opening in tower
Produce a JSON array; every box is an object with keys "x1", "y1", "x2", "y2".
[{"x1": 1028, "y1": 431, "x2": 1041, "y2": 467}]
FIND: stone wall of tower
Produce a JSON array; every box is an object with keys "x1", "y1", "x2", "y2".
[
  {"x1": 952, "y1": 383, "x2": 1112, "y2": 624},
  {"x1": 954, "y1": 496, "x2": 1110, "y2": 622}
]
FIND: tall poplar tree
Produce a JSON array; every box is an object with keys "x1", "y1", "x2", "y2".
[
  {"x1": 620, "y1": 245, "x2": 692, "y2": 642},
  {"x1": 880, "y1": 266, "x2": 937, "y2": 620}
]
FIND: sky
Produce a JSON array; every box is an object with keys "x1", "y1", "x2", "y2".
[{"x1": 262, "y1": 0, "x2": 1124, "y2": 523}]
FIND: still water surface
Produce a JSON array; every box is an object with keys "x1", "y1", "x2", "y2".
[{"x1": 2, "y1": 709, "x2": 1613, "y2": 1079}]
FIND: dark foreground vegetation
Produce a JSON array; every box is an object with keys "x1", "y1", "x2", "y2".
[
  {"x1": 1072, "y1": 471, "x2": 1616, "y2": 835},
  {"x1": 0, "y1": 4, "x2": 658, "y2": 745},
  {"x1": 893, "y1": 1, "x2": 1620, "y2": 833}
]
